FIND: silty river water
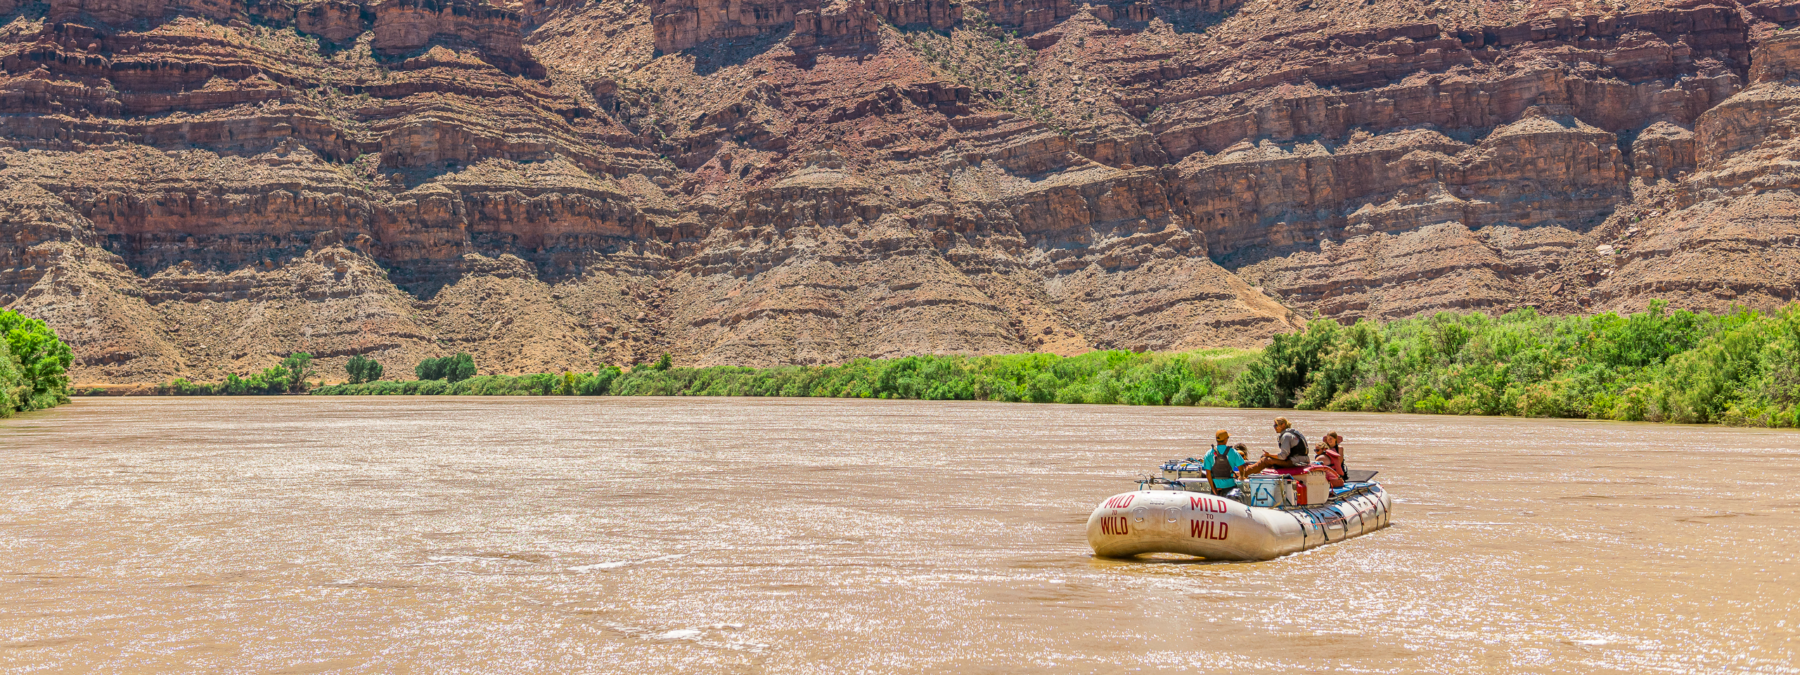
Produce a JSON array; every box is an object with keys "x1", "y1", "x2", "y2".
[{"x1": 1, "y1": 397, "x2": 1795, "y2": 673}]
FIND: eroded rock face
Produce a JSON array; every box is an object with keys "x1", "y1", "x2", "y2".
[
  {"x1": 1591, "y1": 29, "x2": 1800, "y2": 311},
  {"x1": 3, "y1": 0, "x2": 1800, "y2": 384},
  {"x1": 650, "y1": 0, "x2": 810, "y2": 53}
]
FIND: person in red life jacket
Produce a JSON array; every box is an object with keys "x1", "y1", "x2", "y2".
[
  {"x1": 1313, "y1": 431, "x2": 1346, "y2": 488},
  {"x1": 1239, "y1": 417, "x2": 1309, "y2": 479}
]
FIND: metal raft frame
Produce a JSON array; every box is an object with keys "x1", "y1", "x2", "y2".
[{"x1": 1135, "y1": 474, "x2": 1385, "y2": 511}]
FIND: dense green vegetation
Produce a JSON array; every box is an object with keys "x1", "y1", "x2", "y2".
[
  {"x1": 0, "y1": 310, "x2": 74, "y2": 416},
  {"x1": 1239, "y1": 301, "x2": 1800, "y2": 427},
  {"x1": 314, "y1": 367, "x2": 623, "y2": 396},
  {"x1": 416, "y1": 353, "x2": 476, "y2": 382},
  {"x1": 279, "y1": 353, "x2": 313, "y2": 392},
  {"x1": 314, "y1": 349, "x2": 1257, "y2": 404},
  {"x1": 345, "y1": 355, "x2": 384, "y2": 384},
  {"x1": 195, "y1": 302, "x2": 1800, "y2": 428},
  {"x1": 165, "y1": 352, "x2": 315, "y2": 395},
  {"x1": 603, "y1": 349, "x2": 1255, "y2": 403}
]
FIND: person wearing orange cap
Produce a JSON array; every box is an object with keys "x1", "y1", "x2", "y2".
[{"x1": 1205, "y1": 429, "x2": 1247, "y2": 496}]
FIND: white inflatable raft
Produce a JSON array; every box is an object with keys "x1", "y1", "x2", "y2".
[{"x1": 1086, "y1": 478, "x2": 1392, "y2": 561}]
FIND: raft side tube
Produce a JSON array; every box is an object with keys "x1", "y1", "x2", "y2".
[{"x1": 1085, "y1": 484, "x2": 1392, "y2": 561}]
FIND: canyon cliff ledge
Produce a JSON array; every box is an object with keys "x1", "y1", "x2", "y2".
[{"x1": 3, "y1": 0, "x2": 1798, "y2": 384}]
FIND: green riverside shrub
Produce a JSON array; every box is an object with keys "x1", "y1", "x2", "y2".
[
  {"x1": 160, "y1": 363, "x2": 296, "y2": 395},
  {"x1": 345, "y1": 355, "x2": 384, "y2": 384},
  {"x1": 0, "y1": 309, "x2": 74, "y2": 415},
  {"x1": 280, "y1": 353, "x2": 314, "y2": 393},
  {"x1": 416, "y1": 352, "x2": 476, "y2": 382}
]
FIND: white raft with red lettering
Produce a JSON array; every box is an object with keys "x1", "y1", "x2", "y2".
[{"x1": 1086, "y1": 480, "x2": 1392, "y2": 561}]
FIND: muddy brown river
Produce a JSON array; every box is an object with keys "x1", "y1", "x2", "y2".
[{"x1": 2, "y1": 398, "x2": 1796, "y2": 673}]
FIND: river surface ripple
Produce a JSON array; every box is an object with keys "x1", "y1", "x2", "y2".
[{"x1": 1, "y1": 397, "x2": 1796, "y2": 674}]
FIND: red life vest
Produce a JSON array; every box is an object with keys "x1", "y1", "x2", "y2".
[{"x1": 1316, "y1": 445, "x2": 1346, "y2": 488}]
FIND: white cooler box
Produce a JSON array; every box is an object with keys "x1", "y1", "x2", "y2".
[
  {"x1": 1242, "y1": 476, "x2": 1296, "y2": 507},
  {"x1": 1243, "y1": 472, "x2": 1330, "y2": 507}
]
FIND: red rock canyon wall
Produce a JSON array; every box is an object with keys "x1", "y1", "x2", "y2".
[{"x1": 4, "y1": 0, "x2": 1799, "y2": 383}]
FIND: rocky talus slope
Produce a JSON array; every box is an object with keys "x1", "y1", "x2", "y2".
[{"x1": 2, "y1": 0, "x2": 1798, "y2": 384}]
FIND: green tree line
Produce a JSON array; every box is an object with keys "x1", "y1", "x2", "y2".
[
  {"x1": 312, "y1": 348, "x2": 1271, "y2": 404},
  {"x1": 205, "y1": 302, "x2": 1800, "y2": 428},
  {"x1": 1234, "y1": 300, "x2": 1800, "y2": 426},
  {"x1": 414, "y1": 353, "x2": 473, "y2": 382},
  {"x1": 313, "y1": 367, "x2": 625, "y2": 396},
  {"x1": 0, "y1": 309, "x2": 73, "y2": 416},
  {"x1": 166, "y1": 350, "x2": 478, "y2": 394},
  {"x1": 167, "y1": 353, "x2": 315, "y2": 395}
]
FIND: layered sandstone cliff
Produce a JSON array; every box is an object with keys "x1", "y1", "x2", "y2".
[{"x1": 3, "y1": 0, "x2": 1798, "y2": 384}]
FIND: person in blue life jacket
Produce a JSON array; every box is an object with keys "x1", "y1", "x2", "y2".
[
  {"x1": 1206, "y1": 430, "x2": 1247, "y2": 496},
  {"x1": 1239, "y1": 417, "x2": 1309, "y2": 478}
]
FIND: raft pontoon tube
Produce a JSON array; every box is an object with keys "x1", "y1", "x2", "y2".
[{"x1": 1086, "y1": 480, "x2": 1392, "y2": 561}]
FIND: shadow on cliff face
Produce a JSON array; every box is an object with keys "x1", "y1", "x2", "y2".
[
  {"x1": 2, "y1": 1, "x2": 49, "y2": 25},
  {"x1": 683, "y1": 28, "x2": 795, "y2": 76},
  {"x1": 1152, "y1": 5, "x2": 1238, "y2": 34}
]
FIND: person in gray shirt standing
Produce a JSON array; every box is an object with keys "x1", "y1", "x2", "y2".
[{"x1": 1239, "y1": 417, "x2": 1309, "y2": 478}]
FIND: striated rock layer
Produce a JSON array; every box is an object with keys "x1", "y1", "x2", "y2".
[{"x1": 3, "y1": 0, "x2": 1800, "y2": 383}]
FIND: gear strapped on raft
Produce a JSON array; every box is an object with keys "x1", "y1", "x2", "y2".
[{"x1": 1088, "y1": 425, "x2": 1392, "y2": 561}]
